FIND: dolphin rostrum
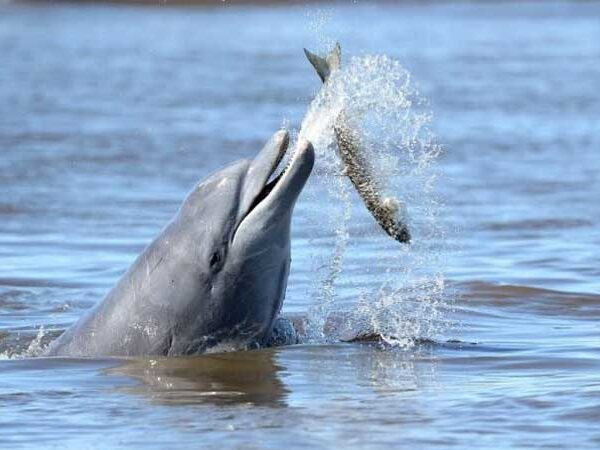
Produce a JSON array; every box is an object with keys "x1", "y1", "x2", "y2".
[
  {"x1": 304, "y1": 44, "x2": 411, "y2": 244},
  {"x1": 45, "y1": 131, "x2": 314, "y2": 357}
]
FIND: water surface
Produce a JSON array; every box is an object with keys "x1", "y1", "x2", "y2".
[{"x1": 1, "y1": 1, "x2": 599, "y2": 449}]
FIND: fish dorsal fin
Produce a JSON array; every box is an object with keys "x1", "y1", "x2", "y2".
[{"x1": 303, "y1": 43, "x2": 342, "y2": 83}]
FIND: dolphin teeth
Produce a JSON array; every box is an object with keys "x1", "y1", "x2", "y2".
[
  {"x1": 267, "y1": 138, "x2": 291, "y2": 184},
  {"x1": 272, "y1": 135, "x2": 300, "y2": 183},
  {"x1": 252, "y1": 133, "x2": 298, "y2": 213}
]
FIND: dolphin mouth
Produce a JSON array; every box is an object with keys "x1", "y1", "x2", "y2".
[
  {"x1": 247, "y1": 151, "x2": 289, "y2": 213},
  {"x1": 248, "y1": 147, "x2": 300, "y2": 211},
  {"x1": 235, "y1": 131, "x2": 315, "y2": 237},
  {"x1": 249, "y1": 138, "x2": 314, "y2": 215}
]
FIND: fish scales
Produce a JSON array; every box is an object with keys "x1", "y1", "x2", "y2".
[{"x1": 303, "y1": 44, "x2": 411, "y2": 244}]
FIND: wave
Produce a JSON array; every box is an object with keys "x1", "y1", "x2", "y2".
[{"x1": 454, "y1": 280, "x2": 600, "y2": 318}]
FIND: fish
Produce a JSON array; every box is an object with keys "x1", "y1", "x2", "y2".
[{"x1": 303, "y1": 44, "x2": 411, "y2": 244}]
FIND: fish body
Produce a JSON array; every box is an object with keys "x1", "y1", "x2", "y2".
[{"x1": 303, "y1": 44, "x2": 411, "y2": 243}]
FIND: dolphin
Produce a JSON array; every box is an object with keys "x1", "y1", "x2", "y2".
[
  {"x1": 304, "y1": 44, "x2": 411, "y2": 244},
  {"x1": 45, "y1": 131, "x2": 314, "y2": 357}
]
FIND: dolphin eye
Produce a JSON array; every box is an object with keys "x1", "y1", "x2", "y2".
[{"x1": 209, "y1": 250, "x2": 222, "y2": 271}]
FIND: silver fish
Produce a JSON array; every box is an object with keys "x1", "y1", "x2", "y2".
[{"x1": 303, "y1": 44, "x2": 411, "y2": 244}]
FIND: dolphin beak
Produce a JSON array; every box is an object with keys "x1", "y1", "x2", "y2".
[
  {"x1": 264, "y1": 138, "x2": 314, "y2": 213},
  {"x1": 239, "y1": 130, "x2": 289, "y2": 217},
  {"x1": 235, "y1": 132, "x2": 314, "y2": 236}
]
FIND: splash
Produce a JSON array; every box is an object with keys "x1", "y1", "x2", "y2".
[
  {"x1": 0, "y1": 326, "x2": 52, "y2": 359},
  {"x1": 21, "y1": 326, "x2": 48, "y2": 357},
  {"x1": 296, "y1": 51, "x2": 450, "y2": 348},
  {"x1": 305, "y1": 8, "x2": 339, "y2": 56},
  {"x1": 305, "y1": 170, "x2": 352, "y2": 342}
]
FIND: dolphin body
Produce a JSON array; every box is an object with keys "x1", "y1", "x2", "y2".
[
  {"x1": 304, "y1": 44, "x2": 411, "y2": 244},
  {"x1": 45, "y1": 132, "x2": 314, "y2": 357}
]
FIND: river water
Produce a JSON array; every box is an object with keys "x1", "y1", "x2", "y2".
[{"x1": 1, "y1": 1, "x2": 599, "y2": 449}]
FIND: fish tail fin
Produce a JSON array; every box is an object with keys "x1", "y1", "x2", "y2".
[{"x1": 303, "y1": 42, "x2": 342, "y2": 83}]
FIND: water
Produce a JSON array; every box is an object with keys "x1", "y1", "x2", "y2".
[
  {"x1": 296, "y1": 50, "x2": 446, "y2": 345},
  {"x1": 1, "y1": 1, "x2": 599, "y2": 448}
]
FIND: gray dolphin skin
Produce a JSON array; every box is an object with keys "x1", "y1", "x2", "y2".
[
  {"x1": 45, "y1": 131, "x2": 314, "y2": 357},
  {"x1": 304, "y1": 44, "x2": 411, "y2": 244}
]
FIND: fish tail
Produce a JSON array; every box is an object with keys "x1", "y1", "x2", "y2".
[{"x1": 303, "y1": 42, "x2": 341, "y2": 83}]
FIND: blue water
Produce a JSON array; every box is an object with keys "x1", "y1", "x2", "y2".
[{"x1": 1, "y1": 1, "x2": 599, "y2": 449}]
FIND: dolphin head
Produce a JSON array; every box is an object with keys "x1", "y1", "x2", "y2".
[{"x1": 172, "y1": 131, "x2": 314, "y2": 353}]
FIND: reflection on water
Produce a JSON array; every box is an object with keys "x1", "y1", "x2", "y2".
[
  {"x1": 107, "y1": 343, "x2": 442, "y2": 408},
  {"x1": 110, "y1": 350, "x2": 289, "y2": 407}
]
